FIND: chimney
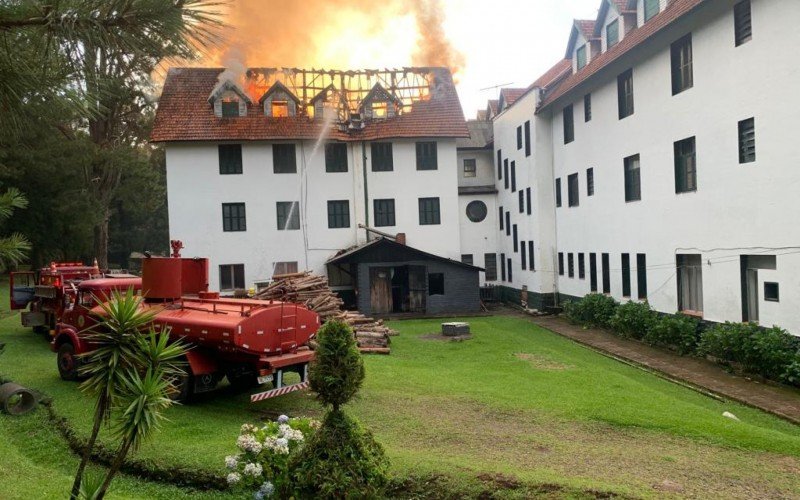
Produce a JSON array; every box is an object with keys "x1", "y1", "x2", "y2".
[{"x1": 395, "y1": 233, "x2": 406, "y2": 245}]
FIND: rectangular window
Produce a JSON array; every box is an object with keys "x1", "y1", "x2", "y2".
[
  {"x1": 601, "y1": 253, "x2": 611, "y2": 294},
  {"x1": 528, "y1": 241, "x2": 535, "y2": 271},
  {"x1": 624, "y1": 154, "x2": 641, "y2": 202},
  {"x1": 221, "y1": 101, "x2": 240, "y2": 118},
  {"x1": 584, "y1": 94, "x2": 592, "y2": 122},
  {"x1": 555, "y1": 178, "x2": 562, "y2": 207},
  {"x1": 677, "y1": 254, "x2": 703, "y2": 314},
  {"x1": 567, "y1": 173, "x2": 579, "y2": 207},
  {"x1": 734, "y1": 0, "x2": 752, "y2": 46},
  {"x1": 325, "y1": 143, "x2": 348, "y2": 172},
  {"x1": 526, "y1": 188, "x2": 532, "y2": 215},
  {"x1": 416, "y1": 141, "x2": 438, "y2": 170},
  {"x1": 219, "y1": 264, "x2": 245, "y2": 291},
  {"x1": 373, "y1": 199, "x2": 395, "y2": 227},
  {"x1": 590, "y1": 253, "x2": 598, "y2": 292},
  {"x1": 511, "y1": 161, "x2": 517, "y2": 192},
  {"x1": 516, "y1": 125, "x2": 523, "y2": 150},
  {"x1": 507, "y1": 257, "x2": 513, "y2": 282},
  {"x1": 558, "y1": 252, "x2": 564, "y2": 276},
  {"x1": 764, "y1": 282, "x2": 779, "y2": 302},
  {"x1": 371, "y1": 142, "x2": 394, "y2": 171},
  {"x1": 521, "y1": 241, "x2": 527, "y2": 270},
  {"x1": 563, "y1": 104, "x2": 574, "y2": 144},
  {"x1": 222, "y1": 203, "x2": 246, "y2": 232},
  {"x1": 463, "y1": 158, "x2": 477, "y2": 177},
  {"x1": 276, "y1": 201, "x2": 300, "y2": 230},
  {"x1": 500, "y1": 253, "x2": 506, "y2": 281},
  {"x1": 621, "y1": 253, "x2": 631, "y2": 297},
  {"x1": 499, "y1": 206, "x2": 504, "y2": 230},
  {"x1": 524, "y1": 121, "x2": 531, "y2": 157},
  {"x1": 578, "y1": 253, "x2": 585, "y2": 279},
  {"x1": 484, "y1": 253, "x2": 497, "y2": 281},
  {"x1": 428, "y1": 273, "x2": 444, "y2": 295},
  {"x1": 738, "y1": 117, "x2": 756, "y2": 163},
  {"x1": 272, "y1": 261, "x2": 298, "y2": 277},
  {"x1": 644, "y1": 0, "x2": 659, "y2": 22},
  {"x1": 637, "y1": 253, "x2": 647, "y2": 299},
  {"x1": 461, "y1": 254, "x2": 474, "y2": 265},
  {"x1": 587, "y1": 167, "x2": 594, "y2": 196},
  {"x1": 618, "y1": 69, "x2": 634, "y2": 119},
  {"x1": 327, "y1": 200, "x2": 350, "y2": 229},
  {"x1": 505, "y1": 211, "x2": 510, "y2": 236},
  {"x1": 497, "y1": 150, "x2": 502, "y2": 180},
  {"x1": 518, "y1": 190, "x2": 524, "y2": 213},
  {"x1": 671, "y1": 34, "x2": 693, "y2": 95},
  {"x1": 607, "y1": 19, "x2": 619, "y2": 48},
  {"x1": 219, "y1": 144, "x2": 243, "y2": 174},
  {"x1": 271, "y1": 101, "x2": 289, "y2": 117},
  {"x1": 576, "y1": 45, "x2": 587, "y2": 70},
  {"x1": 674, "y1": 137, "x2": 697, "y2": 193},
  {"x1": 504, "y1": 159, "x2": 509, "y2": 189},
  {"x1": 513, "y1": 224, "x2": 518, "y2": 252},
  {"x1": 273, "y1": 144, "x2": 297, "y2": 173},
  {"x1": 418, "y1": 197, "x2": 441, "y2": 225},
  {"x1": 568, "y1": 253, "x2": 574, "y2": 278}
]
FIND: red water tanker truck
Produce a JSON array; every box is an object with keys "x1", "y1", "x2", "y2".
[{"x1": 52, "y1": 251, "x2": 320, "y2": 402}]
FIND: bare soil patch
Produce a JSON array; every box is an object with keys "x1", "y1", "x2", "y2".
[{"x1": 515, "y1": 352, "x2": 572, "y2": 370}]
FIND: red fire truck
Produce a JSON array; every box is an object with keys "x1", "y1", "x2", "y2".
[{"x1": 10, "y1": 261, "x2": 140, "y2": 337}]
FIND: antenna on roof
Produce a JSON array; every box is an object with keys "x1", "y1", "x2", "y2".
[{"x1": 479, "y1": 82, "x2": 514, "y2": 92}]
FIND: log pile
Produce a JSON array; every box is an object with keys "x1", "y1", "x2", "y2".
[{"x1": 254, "y1": 271, "x2": 395, "y2": 353}]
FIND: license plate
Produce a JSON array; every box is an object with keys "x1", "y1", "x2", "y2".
[{"x1": 257, "y1": 374, "x2": 274, "y2": 385}]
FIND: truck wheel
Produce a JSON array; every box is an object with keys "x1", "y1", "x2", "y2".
[{"x1": 57, "y1": 343, "x2": 79, "y2": 381}]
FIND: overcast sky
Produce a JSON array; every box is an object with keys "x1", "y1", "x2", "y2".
[{"x1": 443, "y1": 0, "x2": 602, "y2": 117}]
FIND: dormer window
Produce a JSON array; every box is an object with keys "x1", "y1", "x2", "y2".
[
  {"x1": 606, "y1": 19, "x2": 619, "y2": 49},
  {"x1": 644, "y1": 0, "x2": 659, "y2": 22},
  {"x1": 371, "y1": 102, "x2": 388, "y2": 119},
  {"x1": 208, "y1": 80, "x2": 251, "y2": 118},
  {"x1": 576, "y1": 45, "x2": 587, "y2": 70},
  {"x1": 221, "y1": 98, "x2": 239, "y2": 117},
  {"x1": 271, "y1": 101, "x2": 289, "y2": 117},
  {"x1": 259, "y1": 81, "x2": 300, "y2": 118}
]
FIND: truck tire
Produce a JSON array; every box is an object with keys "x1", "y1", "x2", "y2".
[{"x1": 57, "y1": 343, "x2": 79, "y2": 381}]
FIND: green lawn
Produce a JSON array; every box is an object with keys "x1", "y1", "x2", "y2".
[{"x1": 1, "y1": 305, "x2": 799, "y2": 498}]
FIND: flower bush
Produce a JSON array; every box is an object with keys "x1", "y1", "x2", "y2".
[{"x1": 225, "y1": 415, "x2": 319, "y2": 498}]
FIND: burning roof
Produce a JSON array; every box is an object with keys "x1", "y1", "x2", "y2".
[{"x1": 151, "y1": 66, "x2": 468, "y2": 142}]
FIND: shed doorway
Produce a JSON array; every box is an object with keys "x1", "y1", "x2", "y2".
[{"x1": 369, "y1": 265, "x2": 426, "y2": 314}]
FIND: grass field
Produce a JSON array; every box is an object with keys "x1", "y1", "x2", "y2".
[{"x1": 1, "y1": 295, "x2": 799, "y2": 498}]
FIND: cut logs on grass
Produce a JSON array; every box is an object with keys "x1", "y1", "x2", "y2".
[{"x1": 255, "y1": 271, "x2": 395, "y2": 354}]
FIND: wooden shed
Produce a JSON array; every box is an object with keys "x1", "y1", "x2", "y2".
[{"x1": 326, "y1": 237, "x2": 482, "y2": 316}]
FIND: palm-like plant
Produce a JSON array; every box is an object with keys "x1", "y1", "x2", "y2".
[{"x1": 0, "y1": 187, "x2": 30, "y2": 272}]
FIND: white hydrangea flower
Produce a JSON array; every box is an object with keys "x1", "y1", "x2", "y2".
[
  {"x1": 274, "y1": 437, "x2": 289, "y2": 454},
  {"x1": 224, "y1": 455, "x2": 238, "y2": 469},
  {"x1": 241, "y1": 423, "x2": 259, "y2": 434},
  {"x1": 277, "y1": 414, "x2": 289, "y2": 424},
  {"x1": 253, "y1": 492, "x2": 265, "y2": 500},
  {"x1": 260, "y1": 481, "x2": 275, "y2": 496},
  {"x1": 226, "y1": 472, "x2": 241, "y2": 485},
  {"x1": 243, "y1": 462, "x2": 263, "y2": 477},
  {"x1": 237, "y1": 434, "x2": 263, "y2": 454}
]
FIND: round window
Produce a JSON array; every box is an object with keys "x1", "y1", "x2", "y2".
[{"x1": 466, "y1": 200, "x2": 488, "y2": 223}]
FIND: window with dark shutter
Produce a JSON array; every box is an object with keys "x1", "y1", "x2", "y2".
[
  {"x1": 501, "y1": 253, "x2": 506, "y2": 281},
  {"x1": 556, "y1": 178, "x2": 562, "y2": 207},
  {"x1": 461, "y1": 254, "x2": 473, "y2": 265},
  {"x1": 521, "y1": 241, "x2": 527, "y2": 270},
  {"x1": 497, "y1": 149, "x2": 502, "y2": 180},
  {"x1": 418, "y1": 197, "x2": 441, "y2": 225},
  {"x1": 524, "y1": 121, "x2": 531, "y2": 156},
  {"x1": 528, "y1": 241, "x2": 535, "y2": 271},
  {"x1": 568, "y1": 173, "x2": 579, "y2": 207},
  {"x1": 601, "y1": 253, "x2": 611, "y2": 294},
  {"x1": 507, "y1": 257, "x2": 513, "y2": 282},
  {"x1": 526, "y1": 187, "x2": 532, "y2": 214},
  {"x1": 325, "y1": 143, "x2": 348, "y2": 172},
  {"x1": 513, "y1": 224, "x2": 518, "y2": 252},
  {"x1": 517, "y1": 126, "x2": 523, "y2": 150},
  {"x1": 578, "y1": 253, "x2": 585, "y2": 279},
  {"x1": 371, "y1": 142, "x2": 394, "y2": 171},
  {"x1": 219, "y1": 264, "x2": 245, "y2": 290},
  {"x1": 505, "y1": 211, "x2": 510, "y2": 236},
  {"x1": 416, "y1": 141, "x2": 438, "y2": 170},
  {"x1": 504, "y1": 159, "x2": 509, "y2": 189},
  {"x1": 222, "y1": 203, "x2": 246, "y2": 232},
  {"x1": 621, "y1": 253, "x2": 631, "y2": 297},
  {"x1": 644, "y1": 0, "x2": 659, "y2": 22},
  {"x1": 576, "y1": 45, "x2": 587, "y2": 70},
  {"x1": 568, "y1": 253, "x2": 574, "y2": 278},
  {"x1": 637, "y1": 254, "x2": 647, "y2": 299},
  {"x1": 558, "y1": 252, "x2": 564, "y2": 276},
  {"x1": 327, "y1": 200, "x2": 350, "y2": 228},
  {"x1": 463, "y1": 158, "x2": 477, "y2": 177},
  {"x1": 373, "y1": 199, "x2": 395, "y2": 227},
  {"x1": 618, "y1": 69, "x2": 634, "y2": 119},
  {"x1": 484, "y1": 253, "x2": 498, "y2": 281},
  {"x1": 734, "y1": 1, "x2": 752, "y2": 46},
  {"x1": 738, "y1": 117, "x2": 756, "y2": 163},
  {"x1": 584, "y1": 94, "x2": 592, "y2": 122},
  {"x1": 671, "y1": 34, "x2": 693, "y2": 95},
  {"x1": 674, "y1": 137, "x2": 697, "y2": 193},
  {"x1": 219, "y1": 144, "x2": 243, "y2": 174},
  {"x1": 518, "y1": 190, "x2": 524, "y2": 213},
  {"x1": 606, "y1": 19, "x2": 619, "y2": 48},
  {"x1": 499, "y1": 206, "x2": 504, "y2": 230},
  {"x1": 563, "y1": 104, "x2": 574, "y2": 144},
  {"x1": 590, "y1": 253, "x2": 598, "y2": 291},
  {"x1": 624, "y1": 154, "x2": 641, "y2": 202},
  {"x1": 273, "y1": 144, "x2": 297, "y2": 173},
  {"x1": 276, "y1": 201, "x2": 299, "y2": 230},
  {"x1": 511, "y1": 161, "x2": 517, "y2": 192},
  {"x1": 587, "y1": 167, "x2": 594, "y2": 196}
]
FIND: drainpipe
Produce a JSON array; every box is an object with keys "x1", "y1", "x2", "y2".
[{"x1": 362, "y1": 141, "x2": 369, "y2": 239}]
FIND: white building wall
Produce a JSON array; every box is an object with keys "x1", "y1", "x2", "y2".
[
  {"x1": 457, "y1": 147, "x2": 498, "y2": 285},
  {"x1": 548, "y1": 0, "x2": 800, "y2": 331}
]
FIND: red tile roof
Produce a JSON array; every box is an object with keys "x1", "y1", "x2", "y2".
[
  {"x1": 539, "y1": 0, "x2": 706, "y2": 111},
  {"x1": 531, "y1": 59, "x2": 572, "y2": 90},
  {"x1": 499, "y1": 88, "x2": 526, "y2": 109},
  {"x1": 576, "y1": 19, "x2": 598, "y2": 41},
  {"x1": 151, "y1": 67, "x2": 468, "y2": 143}
]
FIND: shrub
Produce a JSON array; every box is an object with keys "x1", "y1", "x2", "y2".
[
  {"x1": 309, "y1": 320, "x2": 365, "y2": 411},
  {"x1": 644, "y1": 313, "x2": 699, "y2": 355},
  {"x1": 563, "y1": 293, "x2": 619, "y2": 328},
  {"x1": 783, "y1": 356, "x2": 800, "y2": 387},
  {"x1": 609, "y1": 301, "x2": 657, "y2": 340}
]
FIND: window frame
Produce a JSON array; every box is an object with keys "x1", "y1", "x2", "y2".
[
  {"x1": 511, "y1": 161, "x2": 517, "y2": 192},
  {"x1": 590, "y1": 253, "x2": 598, "y2": 292},
  {"x1": 578, "y1": 253, "x2": 585, "y2": 279},
  {"x1": 276, "y1": 201, "x2": 300, "y2": 230},
  {"x1": 621, "y1": 253, "x2": 631, "y2": 297},
  {"x1": 587, "y1": 167, "x2": 595, "y2": 196},
  {"x1": 624, "y1": 154, "x2": 641, "y2": 203},
  {"x1": 272, "y1": 143, "x2": 297, "y2": 173},
  {"x1": 218, "y1": 144, "x2": 243, "y2": 175},
  {"x1": 644, "y1": 0, "x2": 660, "y2": 22},
  {"x1": 324, "y1": 142, "x2": 348, "y2": 173},
  {"x1": 670, "y1": 34, "x2": 693, "y2": 95},
  {"x1": 568, "y1": 253, "x2": 574, "y2": 278},
  {"x1": 219, "y1": 264, "x2": 245, "y2": 291},
  {"x1": 617, "y1": 69, "x2": 634, "y2": 119},
  {"x1": 221, "y1": 100, "x2": 240, "y2": 118},
  {"x1": 463, "y1": 158, "x2": 477, "y2": 177},
  {"x1": 415, "y1": 141, "x2": 438, "y2": 170},
  {"x1": 576, "y1": 45, "x2": 587, "y2": 70},
  {"x1": 222, "y1": 202, "x2": 246, "y2": 232},
  {"x1": 555, "y1": 177, "x2": 562, "y2": 207},
  {"x1": 567, "y1": 172, "x2": 579, "y2": 207},
  {"x1": 484, "y1": 253, "x2": 498, "y2": 281},
  {"x1": 418, "y1": 197, "x2": 441, "y2": 225},
  {"x1": 526, "y1": 187, "x2": 532, "y2": 215},
  {"x1": 601, "y1": 253, "x2": 611, "y2": 294},
  {"x1": 734, "y1": 0, "x2": 752, "y2": 47},
  {"x1": 428, "y1": 273, "x2": 445, "y2": 296},
  {"x1": 637, "y1": 253, "x2": 647, "y2": 299},
  {"x1": 563, "y1": 104, "x2": 575, "y2": 144},
  {"x1": 371, "y1": 142, "x2": 394, "y2": 171},
  {"x1": 738, "y1": 117, "x2": 756, "y2": 164},
  {"x1": 524, "y1": 121, "x2": 531, "y2": 157},
  {"x1": 558, "y1": 252, "x2": 564, "y2": 276},
  {"x1": 677, "y1": 254, "x2": 704, "y2": 315},
  {"x1": 674, "y1": 136, "x2": 697, "y2": 194},
  {"x1": 466, "y1": 200, "x2": 488, "y2": 223},
  {"x1": 516, "y1": 126, "x2": 523, "y2": 150},
  {"x1": 764, "y1": 282, "x2": 779, "y2": 302},
  {"x1": 327, "y1": 200, "x2": 350, "y2": 229},
  {"x1": 584, "y1": 93, "x2": 592, "y2": 122},
  {"x1": 528, "y1": 241, "x2": 535, "y2": 271},
  {"x1": 373, "y1": 198, "x2": 396, "y2": 227},
  {"x1": 606, "y1": 19, "x2": 619, "y2": 49}
]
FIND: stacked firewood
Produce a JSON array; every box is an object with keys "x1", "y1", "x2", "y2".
[{"x1": 254, "y1": 271, "x2": 394, "y2": 354}]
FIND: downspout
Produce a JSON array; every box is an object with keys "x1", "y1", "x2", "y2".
[{"x1": 362, "y1": 141, "x2": 369, "y2": 239}]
